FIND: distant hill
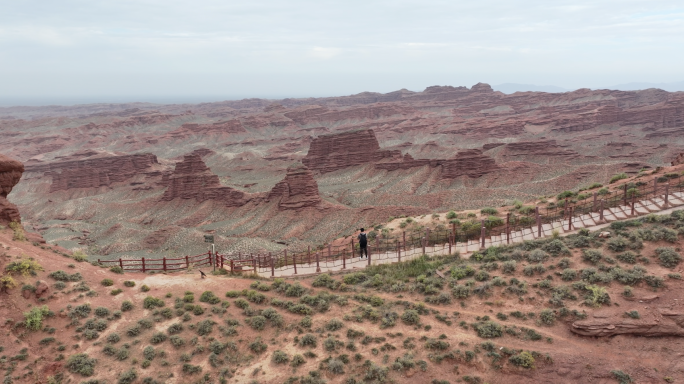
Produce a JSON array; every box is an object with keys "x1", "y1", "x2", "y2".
[
  {"x1": 601, "y1": 81, "x2": 684, "y2": 92},
  {"x1": 492, "y1": 83, "x2": 571, "y2": 94}
]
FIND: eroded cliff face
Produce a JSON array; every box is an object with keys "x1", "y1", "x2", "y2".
[
  {"x1": 267, "y1": 164, "x2": 322, "y2": 210},
  {"x1": 302, "y1": 129, "x2": 401, "y2": 173},
  {"x1": 25, "y1": 151, "x2": 159, "y2": 192},
  {"x1": 0, "y1": 154, "x2": 24, "y2": 224},
  {"x1": 161, "y1": 154, "x2": 247, "y2": 206}
]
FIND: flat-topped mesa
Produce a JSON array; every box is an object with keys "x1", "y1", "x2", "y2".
[
  {"x1": 267, "y1": 164, "x2": 322, "y2": 210},
  {"x1": 0, "y1": 154, "x2": 24, "y2": 224},
  {"x1": 161, "y1": 154, "x2": 247, "y2": 206},
  {"x1": 302, "y1": 129, "x2": 401, "y2": 173},
  {"x1": 25, "y1": 152, "x2": 159, "y2": 192}
]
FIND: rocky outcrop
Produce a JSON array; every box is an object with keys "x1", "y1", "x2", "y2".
[
  {"x1": 302, "y1": 129, "x2": 401, "y2": 173},
  {"x1": 25, "y1": 152, "x2": 159, "y2": 192},
  {"x1": 502, "y1": 140, "x2": 579, "y2": 160},
  {"x1": 672, "y1": 153, "x2": 684, "y2": 166},
  {"x1": 267, "y1": 164, "x2": 322, "y2": 210},
  {"x1": 441, "y1": 149, "x2": 499, "y2": 178},
  {"x1": 375, "y1": 149, "x2": 498, "y2": 179},
  {"x1": 0, "y1": 154, "x2": 24, "y2": 224},
  {"x1": 161, "y1": 154, "x2": 247, "y2": 206},
  {"x1": 571, "y1": 308, "x2": 684, "y2": 337}
]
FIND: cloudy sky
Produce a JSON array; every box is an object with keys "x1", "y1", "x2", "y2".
[{"x1": 1, "y1": 0, "x2": 683, "y2": 104}]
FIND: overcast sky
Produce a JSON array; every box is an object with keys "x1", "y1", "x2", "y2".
[{"x1": 1, "y1": 0, "x2": 683, "y2": 104}]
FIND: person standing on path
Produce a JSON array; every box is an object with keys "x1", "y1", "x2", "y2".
[{"x1": 358, "y1": 228, "x2": 368, "y2": 259}]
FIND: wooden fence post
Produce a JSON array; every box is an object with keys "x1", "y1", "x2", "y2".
[
  {"x1": 119, "y1": 259, "x2": 123, "y2": 269},
  {"x1": 342, "y1": 247, "x2": 346, "y2": 269},
  {"x1": 480, "y1": 220, "x2": 485, "y2": 249},
  {"x1": 328, "y1": 244, "x2": 332, "y2": 262},
  {"x1": 270, "y1": 253, "x2": 274, "y2": 277},
  {"x1": 448, "y1": 232, "x2": 452, "y2": 254},
  {"x1": 308, "y1": 246, "x2": 311, "y2": 265},
  {"x1": 599, "y1": 200, "x2": 604, "y2": 222},
  {"x1": 631, "y1": 195, "x2": 636, "y2": 216},
  {"x1": 163, "y1": 257, "x2": 166, "y2": 271},
  {"x1": 623, "y1": 184, "x2": 628, "y2": 205},
  {"x1": 230, "y1": 260, "x2": 234, "y2": 273},
  {"x1": 185, "y1": 255, "x2": 189, "y2": 269},
  {"x1": 142, "y1": 257, "x2": 146, "y2": 273},
  {"x1": 506, "y1": 213, "x2": 510, "y2": 245},
  {"x1": 654, "y1": 178, "x2": 657, "y2": 195},
  {"x1": 397, "y1": 241, "x2": 401, "y2": 262},
  {"x1": 593, "y1": 192, "x2": 597, "y2": 211},
  {"x1": 351, "y1": 238, "x2": 355, "y2": 259},
  {"x1": 567, "y1": 207, "x2": 573, "y2": 231},
  {"x1": 665, "y1": 183, "x2": 670, "y2": 207},
  {"x1": 536, "y1": 206, "x2": 541, "y2": 238},
  {"x1": 316, "y1": 252, "x2": 321, "y2": 272},
  {"x1": 403, "y1": 231, "x2": 406, "y2": 252}
]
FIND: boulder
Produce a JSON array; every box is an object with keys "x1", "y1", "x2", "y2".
[{"x1": 35, "y1": 280, "x2": 49, "y2": 298}]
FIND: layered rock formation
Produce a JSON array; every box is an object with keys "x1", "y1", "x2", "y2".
[
  {"x1": 673, "y1": 153, "x2": 684, "y2": 166},
  {"x1": 571, "y1": 308, "x2": 684, "y2": 337},
  {"x1": 161, "y1": 154, "x2": 247, "y2": 206},
  {"x1": 375, "y1": 149, "x2": 499, "y2": 179},
  {"x1": 267, "y1": 164, "x2": 322, "y2": 210},
  {"x1": 302, "y1": 129, "x2": 401, "y2": 173},
  {"x1": 25, "y1": 152, "x2": 159, "y2": 192},
  {"x1": 0, "y1": 154, "x2": 24, "y2": 224}
]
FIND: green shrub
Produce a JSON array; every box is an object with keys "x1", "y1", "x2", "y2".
[
  {"x1": 291, "y1": 354, "x2": 306, "y2": 367},
  {"x1": 539, "y1": 309, "x2": 555, "y2": 325},
  {"x1": 101, "y1": 279, "x2": 114, "y2": 287},
  {"x1": 473, "y1": 321, "x2": 503, "y2": 338},
  {"x1": 150, "y1": 332, "x2": 167, "y2": 344},
  {"x1": 325, "y1": 318, "x2": 344, "y2": 331},
  {"x1": 248, "y1": 315, "x2": 267, "y2": 331},
  {"x1": 110, "y1": 288, "x2": 123, "y2": 296},
  {"x1": 48, "y1": 270, "x2": 81, "y2": 281},
  {"x1": 196, "y1": 319, "x2": 214, "y2": 336},
  {"x1": 94, "y1": 307, "x2": 110, "y2": 318},
  {"x1": 582, "y1": 249, "x2": 603, "y2": 264},
  {"x1": 69, "y1": 303, "x2": 92, "y2": 319},
  {"x1": 625, "y1": 310, "x2": 640, "y2": 319},
  {"x1": 480, "y1": 207, "x2": 498, "y2": 215},
  {"x1": 123, "y1": 281, "x2": 135, "y2": 287},
  {"x1": 300, "y1": 334, "x2": 317, "y2": 347},
  {"x1": 509, "y1": 351, "x2": 535, "y2": 368},
  {"x1": 143, "y1": 346, "x2": 155, "y2": 361},
  {"x1": 110, "y1": 266, "x2": 124, "y2": 274},
  {"x1": 272, "y1": 350, "x2": 289, "y2": 364},
  {"x1": 584, "y1": 285, "x2": 610, "y2": 307},
  {"x1": 121, "y1": 301, "x2": 134, "y2": 312},
  {"x1": 107, "y1": 333, "x2": 120, "y2": 343},
  {"x1": 24, "y1": 305, "x2": 50, "y2": 331},
  {"x1": 170, "y1": 335, "x2": 185, "y2": 348},
  {"x1": 141, "y1": 285, "x2": 150, "y2": 292},
  {"x1": 234, "y1": 298, "x2": 249, "y2": 309},
  {"x1": 143, "y1": 296, "x2": 165, "y2": 309},
  {"x1": 249, "y1": 339, "x2": 267, "y2": 354},
  {"x1": 656, "y1": 247, "x2": 682, "y2": 268},
  {"x1": 225, "y1": 290, "x2": 240, "y2": 298},
  {"x1": 401, "y1": 310, "x2": 420, "y2": 325},
  {"x1": 66, "y1": 353, "x2": 97, "y2": 376},
  {"x1": 182, "y1": 364, "x2": 202, "y2": 375},
  {"x1": 610, "y1": 370, "x2": 634, "y2": 384},
  {"x1": 616, "y1": 251, "x2": 637, "y2": 264},
  {"x1": 609, "y1": 173, "x2": 628, "y2": 184},
  {"x1": 199, "y1": 291, "x2": 221, "y2": 304}
]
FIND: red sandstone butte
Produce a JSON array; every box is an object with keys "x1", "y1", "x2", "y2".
[
  {"x1": 302, "y1": 129, "x2": 401, "y2": 173},
  {"x1": 267, "y1": 164, "x2": 322, "y2": 210},
  {"x1": 25, "y1": 151, "x2": 159, "y2": 192},
  {"x1": 161, "y1": 154, "x2": 247, "y2": 206},
  {"x1": 0, "y1": 154, "x2": 24, "y2": 224}
]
